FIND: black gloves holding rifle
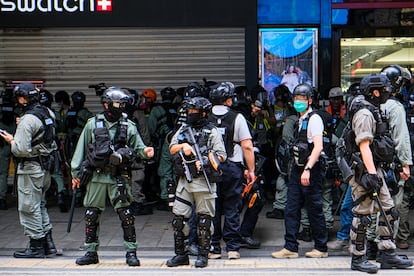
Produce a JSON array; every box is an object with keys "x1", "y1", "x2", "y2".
[{"x1": 360, "y1": 173, "x2": 382, "y2": 194}]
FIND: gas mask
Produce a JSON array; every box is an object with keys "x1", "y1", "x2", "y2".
[{"x1": 106, "y1": 103, "x2": 125, "y2": 122}]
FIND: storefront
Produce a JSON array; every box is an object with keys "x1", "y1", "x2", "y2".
[
  {"x1": 0, "y1": 1, "x2": 256, "y2": 113},
  {"x1": 333, "y1": 2, "x2": 414, "y2": 91}
]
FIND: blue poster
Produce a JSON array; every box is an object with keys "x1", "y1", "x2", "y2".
[{"x1": 260, "y1": 28, "x2": 317, "y2": 96}]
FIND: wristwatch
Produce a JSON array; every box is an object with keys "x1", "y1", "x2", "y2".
[{"x1": 304, "y1": 165, "x2": 312, "y2": 171}]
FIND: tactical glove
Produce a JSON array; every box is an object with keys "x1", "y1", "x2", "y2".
[{"x1": 360, "y1": 173, "x2": 382, "y2": 193}]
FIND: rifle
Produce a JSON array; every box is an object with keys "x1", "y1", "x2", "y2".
[
  {"x1": 67, "y1": 160, "x2": 92, "y2": 233},
  {"x1": 178, "y1": 149, "x2": 193, "y2": 183},
  {"x1": 372, "y1": 187, "x2": 394, "y2": 237},
  {"x1": 185, "y1": 126, "x2": 212, "y2": 193},
  {"x1": 336, "y1": 137, "x2": 354, "y2": 183}
]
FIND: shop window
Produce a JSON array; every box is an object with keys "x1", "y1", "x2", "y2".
[{"x1": 341, "y1": 37, "x2": 414, "y2": 90}]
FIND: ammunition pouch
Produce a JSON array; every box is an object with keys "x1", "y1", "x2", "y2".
[
  {"x1": 293, "y1": 142, "x2": 309, "y2": 167},
  {"x1": 172, "y1": 152, "x2": 198, "y2": 178},
  {"x1": 77, "y1": 160, "x2": 93, "y2": 187},
  {"x1": 370, "y1": 135, "x2": 394, "y2": 164},
  {"x1": 41, "y1": 151, "x2": 60, "y2": 172},
  {"x1": 87, "y1": 127, "x2": 113, "y2": 169}
]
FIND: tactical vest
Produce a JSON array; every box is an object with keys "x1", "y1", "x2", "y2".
[
  {"x1": 343, "y1": 102, "x2": 394, "y2": 164},
  {"x1": 173, "y1": 123, "x2": 221, "y2": 182},
  {"x1": 86, "y1": 114, "x2": 113, "y2": 169},
  {"x1": 208, "y1": 109, "x2": 238, "y2": 158},
  {"x1": 292, "y1": 110, "x2": 334, "y2": 166},
  {"x1": 25, "y1": 103, "x2": 55, "y2": 148}
]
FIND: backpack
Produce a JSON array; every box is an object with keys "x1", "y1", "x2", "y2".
[{"x1": 208, "y1": 109, "x2": 238, "y2": 158}]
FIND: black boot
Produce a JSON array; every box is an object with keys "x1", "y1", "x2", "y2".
[
  {"x1": 76, "y1": 252, "x2": 99, "y2": 265},
  {"x1": 366, "y1": 240, "x2": 378, "y2": 260},
  {"x1": 195, "y1": 214, "x2": 212, "y2": 268},
  {"x1": 0, "y1": 199, "x2": 8, "y2": 210},
  {"x1": 351, "y1": 254, "x2": 379, "y2": 274},
  {"x1": 166, "y1": 254, "x2": 189, "y2": 267},
  {"x1": 167, "y1": 215, "x2": 189, "y2": 267},
  {"x1": 298, "y1": 227, "x2": 312, "y2": 242},
  {"x1": 380, "y1": 249, "x2": 413, "y2": 269},
  {"x1": 57, "y1": 192, "x2": 68, "y2": 213},
  {"x1": 130, "y1": 202, "x2": 153, "y2": 216},
  {"x1": 126, "y1": 251, "x2": 140, "y2": 266},
  {"x1": 44, "y1": 230, "x2": 57, "y2": 255},
  {"x1": 195, "y1": 255, "x2": 208, "y2": 268},
  {"x1": 14, "y1": 238, "x2": 45, "y2": 258}
]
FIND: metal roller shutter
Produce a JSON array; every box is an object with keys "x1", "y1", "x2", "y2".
[{"x1": 0, "y1": 27, "x2": 245, "y2": 114}]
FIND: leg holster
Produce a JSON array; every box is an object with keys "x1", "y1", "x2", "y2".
[
  {"x1": 353, "y1": 214, "x2": 371, "y2": 252},
  {"x1": 117, "y1": 207, "x2": 136, "y2": 242},
  {"x1": 197, "y1": 214, "x2": 212, "y2": 256},
  {"x1": 172, "y1": 215, "x2": 188, "y2": 255},
  {"x1": 85, "y1": 207, "x2": 101, "y2": 243}
]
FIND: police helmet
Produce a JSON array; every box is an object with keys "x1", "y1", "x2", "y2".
[
  {"x1": 293, "y1": 84, "x2": 313, "y2": 98},
  {"x1": 347, "y1": 82, "x2": 361, "y2": 96},
  {"x1": 39, "y1": 89, "x2": 54, "y2": 107},
  {"x1": 360, "y1": 73, "x2": 392, "y2": 97},
  {"x1": 101, "y1": 87, "x2": 131, "y2": 105},
  {"x1": 160, "y1": 86, "x2": 176, "y2": 101},
  {"x1": 142, "y1": 89, "x2": 157, "y2": 102},
  {"x1": 184, "y1": 82, "x2": 203, "y2": 98},
  {"x1": 186, "y1": 96, "x2": 212, "y2": 113},
  {"x1": 381, "y1": 64, "x2": 412, "y2": 91},
  {"x1": 71, "y1": 91, "x2": 86, "y2": 104},
  {"x1": 209, "y1": 81, "x2": 235, "y2": 104},
  {"x1": 13, "y1": 82, "x2": 40, "y2": 103}
]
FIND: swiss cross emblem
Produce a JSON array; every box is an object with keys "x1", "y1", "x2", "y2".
[{"x1": 97, "y1": 0, "x2": 112, "y2": 11}]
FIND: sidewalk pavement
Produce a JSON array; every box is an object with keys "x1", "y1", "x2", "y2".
[{"x1": 1, "y1": 195, "x2": 414, "y2": 271}]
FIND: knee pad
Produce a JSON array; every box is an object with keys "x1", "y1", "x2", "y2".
[
  {"x1": 172, "y1": 215, "x2": 185, "y2": 232},
  {"x1": 117, "y1": 207, "x2": 136, "y2": 242},
  {"x1": 197, "y1": 214, "x2": 212, "y2": 232},
  {"x1": 85, "y1": 207, "x2": 101, "y2": 243}
]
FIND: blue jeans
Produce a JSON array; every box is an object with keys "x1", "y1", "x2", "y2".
[{"x1": 337, "y1": 185, "x2": 353, "y2": 241}]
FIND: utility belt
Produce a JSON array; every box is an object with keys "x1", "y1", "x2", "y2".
[{"x1": 20, "y1": 152, "x2": 59, "y2": 172}]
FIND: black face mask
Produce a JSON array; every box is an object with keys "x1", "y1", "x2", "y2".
[
  {"x1": 187, "y1": 113, "x2": 202, "y2": 125},
  {"x1": 379, "y1": 91, "x2": 390, "y2": 105},
  {"x1": 105, "y1": 105, "x2": 124, "y2": 122}
]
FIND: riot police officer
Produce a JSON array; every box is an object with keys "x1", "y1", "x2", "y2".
[
  {"x1": 0, "y1": 82, "x2": 58, "y2": 258},
  {"x1": 71, "y1": 87, "x2": 154, "y2": 267},
  {"x1": 148, "y1": 87, "x2": 178, "y2": 210},
  {"x1": 347, "y1": 74, "x2": 412, "y2": 273},
  {"x1": 0, "y1": 87, "x2": 16, "y2": 210},
  {"x1": 167, "y1": 97, "x2": 226, "y2": 268}
]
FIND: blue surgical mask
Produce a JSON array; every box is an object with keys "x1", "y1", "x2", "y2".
[{"x1": 293, "y1": 101, "x2": 307, "y2": 113}]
